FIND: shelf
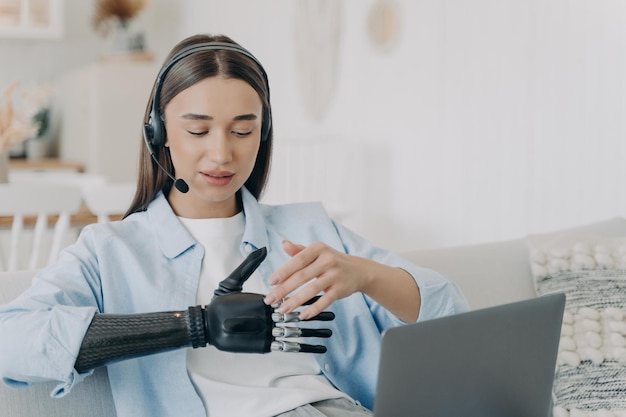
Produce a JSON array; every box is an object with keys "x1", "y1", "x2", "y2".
[{"x1": 9, "y1": 158, "x2": 84, "y2": 172}]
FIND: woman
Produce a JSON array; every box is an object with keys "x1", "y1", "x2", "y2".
[{"x1": 0, "y1": 34, "x2": 468, "y2": 417}]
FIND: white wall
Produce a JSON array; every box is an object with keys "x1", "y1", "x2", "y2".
[
  {"x1": 178, "y1": 0, "x2": 626, "y2": 251},
  {"x1": 4, "y1": 0, "x2": 625, "y2": 252},
  {"x1": 0, "y1": 0, "x2": 181, "y2": 88}
]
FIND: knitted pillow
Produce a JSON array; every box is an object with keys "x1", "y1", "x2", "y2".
[{"x1": 528, "y1": 234, "x2": 626, "y2": 417}]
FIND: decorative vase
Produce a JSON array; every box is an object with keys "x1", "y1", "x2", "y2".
[
  {"x1": 26, "y1": 137, "x2": 49, "y2": 160},
  {"x1": 110, "y1": 19, "x2": 145, "y2": 55},
  {"x1": 0, "y1": 150, "x2": 9, "y2": 183},
  {"x1": 8, "y1": 141, "x2": 26, "y2": 158},
  {"x1": 112, "y1": 19, "x2": 132, "y2": 53}
]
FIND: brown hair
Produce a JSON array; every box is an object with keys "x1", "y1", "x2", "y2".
[{"x1": 124, "y1": 34, "x2": 273, "y2": 218}]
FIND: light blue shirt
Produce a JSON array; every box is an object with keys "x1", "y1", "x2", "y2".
[{"x1": 0, "y1": 187, "x2": 468, "y2": 416}]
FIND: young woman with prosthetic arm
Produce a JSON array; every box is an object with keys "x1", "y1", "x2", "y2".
[{"x1": 0, "y1": 34, "x2": 468, "y2": 417}]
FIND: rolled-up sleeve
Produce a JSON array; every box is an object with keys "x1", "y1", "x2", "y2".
[
  {"x1": 403, "y1": 264, "x2": 469, "y2": 321},
  {"x1": 0, "y1": 304, "x2": 97, "y2": 395},
  {"x1": 0, "y1": 228, "x2": 103, "y2": 396},
  {"x1": 332, "y1": 221, "x2": 469, "y2": 323}
]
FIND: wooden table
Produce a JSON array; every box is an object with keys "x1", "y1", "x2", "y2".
[{"x1": 0, "y1": 204, "x2": 123, "y2": 228}]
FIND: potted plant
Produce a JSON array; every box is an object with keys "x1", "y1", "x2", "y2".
[
  {"x1": 25, "y1": 104, "x2": 51, "y2": 159},
  {"x1": 0, "y1": 81, "x2": 52, "y2": 180}
]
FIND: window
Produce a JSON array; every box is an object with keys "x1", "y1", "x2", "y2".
[{"x1": 0, "y1": 0, "x2": 63, "y2": 38}]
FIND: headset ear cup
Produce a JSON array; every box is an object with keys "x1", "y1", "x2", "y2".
[
  {"x1": 147, "y1": 109, "x2": 166, "y2": 148},
  {"x1": 152, "y1": 119, "x2": 166, "y2": 148}
]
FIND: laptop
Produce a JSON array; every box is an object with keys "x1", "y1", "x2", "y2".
[{"x1": 373, "y1": 293, "x2": 565, "y2": 417}]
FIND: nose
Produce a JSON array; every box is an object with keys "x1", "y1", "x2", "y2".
[{"x1": 207, "y1": 130, "x2": 232, "y2": 165}]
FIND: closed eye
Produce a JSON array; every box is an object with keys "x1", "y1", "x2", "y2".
[
  {"x1": 232, "y1": 130, "x2": 253, "y2": 138},
  {"x1": 187, "y1": 130, "x2": 208, "y2": 136}
]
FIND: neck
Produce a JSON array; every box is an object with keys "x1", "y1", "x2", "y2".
[{"x1": 167, "y1": 188, "x2": 241, "y2": 219}]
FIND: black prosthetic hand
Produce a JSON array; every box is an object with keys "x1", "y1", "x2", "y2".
[
  {"x1": 205, "y1": 292, "x2": 334, "y2": 354},
  {"x1": 74, "y1": 247, "x2": 334, "y2": 373}
]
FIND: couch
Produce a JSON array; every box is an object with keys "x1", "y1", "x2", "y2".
[{"x1": 2, "y1": 217, "x2": 625, "y2": 417}]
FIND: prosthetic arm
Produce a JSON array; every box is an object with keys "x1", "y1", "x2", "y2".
[{"x1": 74, "y1": 247, "x2": 334, "y2": 373}]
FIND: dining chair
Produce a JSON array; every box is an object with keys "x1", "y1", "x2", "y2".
[
  {"x1": 82, "y1": 182, "x2": 135, "y2": 223},
  {"x1": 0, "y1": 183, "x2": 84, "y2": 271}
]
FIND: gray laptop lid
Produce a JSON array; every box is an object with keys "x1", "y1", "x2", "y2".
[{"x1": 374, "y1": 293, "x2": 565, "y2": 417}]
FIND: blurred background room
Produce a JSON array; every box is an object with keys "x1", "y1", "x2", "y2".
[{"x1": 1, "y1": 0, "x2": 625, "y2": 260}]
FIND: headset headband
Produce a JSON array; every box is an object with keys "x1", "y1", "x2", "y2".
[{"x1": 153, "y1": 42, "x2": 270, "y2": 110}]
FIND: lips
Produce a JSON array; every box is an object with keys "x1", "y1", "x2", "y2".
[
  {"x1": 201, "y1": 170, "x2": 235, "y2": 186},
  {"x1": 204, "y1": 170, "x2": 233, "y2": 178}
]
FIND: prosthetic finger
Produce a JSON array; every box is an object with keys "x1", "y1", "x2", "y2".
[
  {"x1": 272, "y1": 327, "x2": 332, "y2": 338},
  {"x1": 213, "y1": 247, "x2": 267, "y2": 298},
  {"x1": 271, "y1": 296, "x2": 336, "y2": 322},
  {"x1": 270, "y1": 326, "x2": 332, "y2": 353},
  {"x1": 270, "y1": 341, "x2": 328, "y2": 353},
  {"x1": 272, "y1": 311, "x2": 335, "y2": 323}
]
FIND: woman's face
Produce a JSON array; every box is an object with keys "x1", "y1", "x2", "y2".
[{"x1": 164, "y1": 75, "x2": 263, "y2": 218}]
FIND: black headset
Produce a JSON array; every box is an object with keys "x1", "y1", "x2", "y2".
[{"x1": 141, "y1": 41, "x2": 272, "y2": 193}]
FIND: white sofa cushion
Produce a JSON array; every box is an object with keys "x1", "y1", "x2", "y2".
[
  {"x1": 527, "y1": 231, "x2": 626, "y2": 416},
  {"x1": 403, "y1": 237, "x2": 533, "y2": 310}
]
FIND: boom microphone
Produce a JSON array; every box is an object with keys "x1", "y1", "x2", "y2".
[{"x1": 142, "y1": 126, "x2": 189, "y2": 193}]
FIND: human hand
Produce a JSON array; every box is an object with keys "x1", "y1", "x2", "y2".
[{"x1": 264, "y1": 240, "x2": 375, "y2": 320}]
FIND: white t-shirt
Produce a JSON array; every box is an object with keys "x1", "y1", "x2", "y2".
[{"x1": 179, "y1": 213, "x2": 344, "y2": 417}]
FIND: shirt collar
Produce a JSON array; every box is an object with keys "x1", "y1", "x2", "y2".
[
  {"x1": 240, "y1": 187, "x2": 270, "y2": 254},
  {"x1": 147, "y1": 191, "x2": 197, "y2": 259},
  {"x1": 146, "y1": 188, "x2": 270, "y2": 259}
]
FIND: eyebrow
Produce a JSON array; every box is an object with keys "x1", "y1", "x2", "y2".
[{"x1": 180, "y1": 113, "x2": 258, "y2": 121}]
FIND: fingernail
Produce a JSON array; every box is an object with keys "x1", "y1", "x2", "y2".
[
  {"x1": 264, "y1": 295, "x2": 277, "y2": 305},
  {"x1": 299, "y1": 309, "x2": 310, "y2": 321}
]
